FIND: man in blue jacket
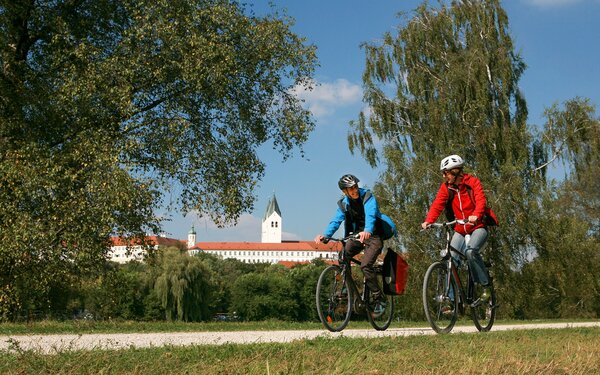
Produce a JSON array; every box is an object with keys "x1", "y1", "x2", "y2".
[{"x1": 314, "y1": 174, "x2": 396, "y2": 314}]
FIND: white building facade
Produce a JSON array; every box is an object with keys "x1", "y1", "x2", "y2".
[
  {"x1": 190, "y1": 193, "x2": 340, "y2": 264},
  {"x1": 108, "y1": 236, "x2": 185, "y2": 264},
  {"x1": 188, "y1": 242, "x2": 339, "y2": 264},
  {"x1": 109, "y1": 193, "x2": 340, "y2": 265}
]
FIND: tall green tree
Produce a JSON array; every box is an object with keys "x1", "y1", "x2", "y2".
[
  {"x1": 538, "y1": 98, "x2": 600, "y2": 235},
  {"x1": 287, "y1": 260, "x2": 327, "y2": 321},
  {"x1": 193, "y1": 252, "x2": 261, "y2": 314},
  {"x1": 231, "y1": 265, "x2": 298, "y2": 321},
  {"x1": 511, "y1": 98, "x2": 600, "y2": 319},
  {"x1": 350, "y1": 0, "x2": 541, "y2": 302},
  {"x1": 85, "y1": 262, "x2": 148, "y2": 320},
  {"x1": 0, "y1": 0, "x2": 316, "y2": 319}
]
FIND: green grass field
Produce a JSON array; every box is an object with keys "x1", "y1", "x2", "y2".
[{"x1": 1, "y1": 320, "x2": 599, "y2": 374}]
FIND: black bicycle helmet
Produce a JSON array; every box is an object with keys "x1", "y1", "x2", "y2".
[{"x1": 338, "y1": 174, "x2": 359, "y2": 189}]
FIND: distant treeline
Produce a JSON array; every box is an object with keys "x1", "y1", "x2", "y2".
[{"x1": 9, "y1": 240, "x2": 598, "y2": 323}]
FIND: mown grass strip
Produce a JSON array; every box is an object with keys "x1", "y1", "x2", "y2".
[{"x1": 1, "y1": 327, "x2": 599, "y2": 374}]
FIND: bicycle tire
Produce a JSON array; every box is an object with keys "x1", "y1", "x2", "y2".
[
  {"x1": 422, "y1": 261, "x2": 459, "y2": 333},
  {"x1": 366, "y1": 289, "x2": 394, "y2": 331},
  {"x1": 471, "y1": 282, "x2": 496, "y2": 332},
  {"x1": 316, "y1": 265, "x2": 352, "y2": 332}
]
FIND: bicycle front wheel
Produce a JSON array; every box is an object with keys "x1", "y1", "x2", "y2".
[
  {"x1": 471, "y1": 282, "x2": 496, "y2": 332},
  {"x1": 316, "y1": 265, "x2": 352, "y2": 332},
  {"x1": 423, "y1": 261, "x2": 458, "y2": 333}
]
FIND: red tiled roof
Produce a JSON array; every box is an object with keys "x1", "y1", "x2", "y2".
[
  {"x1": 277, "y1": 260, "x2": 310, "y2": 268},
  {"x1": 110, "y1": 236, "x2": 186, "y2": 247},
  {"x1": 191, "y1": 240, "x2": 341, "y2": 252}
]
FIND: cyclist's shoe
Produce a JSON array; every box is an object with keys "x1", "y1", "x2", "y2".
[
  {"x1": 370, "y1": 291, "x2": 386, "y2": 318},
  {"x1": 480, "y1": 287, "x2": 491, "y2": 303},
  {"x1": 371, "y1": 300, "x2": 386, "y2": 318}
]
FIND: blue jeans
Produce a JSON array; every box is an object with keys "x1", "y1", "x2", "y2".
[{"x1": 450, "y1": 228, "x2": 490, "y2": 286}]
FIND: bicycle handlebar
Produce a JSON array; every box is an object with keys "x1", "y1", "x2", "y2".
[
  {"x1": 321, "y1": 233, "x2": 360, "y2": 244},
  {"x1": 423, "y1": 219, "x2": 471, "y2": 230}
]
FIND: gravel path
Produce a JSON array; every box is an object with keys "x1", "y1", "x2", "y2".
[{"x1": 2, "y1": 322, "x2": 599, "y2": 354}]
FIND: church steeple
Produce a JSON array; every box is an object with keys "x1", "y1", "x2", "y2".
[
  {"x1": 187, "y1": 225, "x2": 196, "y2": 248},
  {"x1": 261, "y1": 193, "x2": 282, "y2": 243}
]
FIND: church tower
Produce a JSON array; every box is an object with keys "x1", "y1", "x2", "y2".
[
  {"x1": 261, "y1": 193, "x2": 282, "y2": 243},
  {"x1": 187, "y1": 225, "x2": 196, "y2": 248}
]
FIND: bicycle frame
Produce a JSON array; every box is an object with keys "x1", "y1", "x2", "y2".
[
  {"x1": 440, "y1": 241, "x2": 474, "y2": 316},
  {"x1": 338, "y1": 248, "x2": 369, "y2": 314}
]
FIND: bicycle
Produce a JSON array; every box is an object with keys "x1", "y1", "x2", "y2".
[
  {"x1": 315, "y1": 234, "x2": 395, "y2": 332},
  {"x1": 422, "y1": 219, "x2": 497, "y2": 333}
]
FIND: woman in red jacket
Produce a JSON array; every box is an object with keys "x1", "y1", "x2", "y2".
[{"x1": 421, "y1": 155, "x2": 491, "y2": 301}]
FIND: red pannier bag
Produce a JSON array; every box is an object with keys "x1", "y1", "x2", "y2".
[{"x1": 382, "y1": 248, "x2": 409, "y2": 295}]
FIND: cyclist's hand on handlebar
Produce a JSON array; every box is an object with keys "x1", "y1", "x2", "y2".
[
  {"x1": 358, "y1": 231, "x2": 371, "y2": 243},
  {"x1": 468, "y1": 215, "x2": 478, "y2": 224},
  {"x1": 421, "y1": 222, "x2": 431, "y2": 230},
  {"x1": 314, "y1": 234, "x2": 325, "y2": 244}
]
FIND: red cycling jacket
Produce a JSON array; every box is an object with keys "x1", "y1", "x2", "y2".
[{"x1": 425, "y1": 173, "x2": 487, "y2": 235}]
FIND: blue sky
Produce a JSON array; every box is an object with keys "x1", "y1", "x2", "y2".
[{"x1": 161, "y1": 0, "x2": 600, "y2": 242}]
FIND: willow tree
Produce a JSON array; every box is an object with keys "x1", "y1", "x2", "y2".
[
  {"x1": 350, "y1": 0, "x2": 542, "y2": 299},
  {"x1": 0, "y1": 0, "x2": 316, "y2": 319},
  {"x1": 152, "y1": 247, "x2": 215, "y2": 321},
  {"x1": 515, "y1": 98, "x2": 600, "y2": 318},
  {"x1": 540, "y1": 98, "x2": 600, "y2": 223}
]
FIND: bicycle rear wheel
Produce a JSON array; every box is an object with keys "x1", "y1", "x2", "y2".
[
  {"x1": 471, "y1": 282, "x2": 496, "y2": 332},
  {"x1": 422, "y1": 261, "x2": 458, "y2": 333},
  {"x1": 366, "y1": 289, "x2": 394, "y2": 331},
  {"x1": 316, "y1": 265, "x2": 352, "y2": 332}
]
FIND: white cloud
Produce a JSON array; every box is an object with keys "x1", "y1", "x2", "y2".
[{"x1": 292, "y1": 79, "x2": 362, "y2": 118}]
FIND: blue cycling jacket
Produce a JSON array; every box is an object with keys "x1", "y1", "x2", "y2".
[{"x1": 323, "y1": 188, "x2": 396, "y2": 239}]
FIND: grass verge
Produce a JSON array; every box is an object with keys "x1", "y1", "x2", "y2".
[{"x1": 1, "y1": 327, "x2": 599, "y2": 374}]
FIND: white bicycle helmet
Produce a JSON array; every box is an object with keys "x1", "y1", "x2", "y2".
[{"x1": 440, "y1": 155, "x2": 464, "y2": 171}]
